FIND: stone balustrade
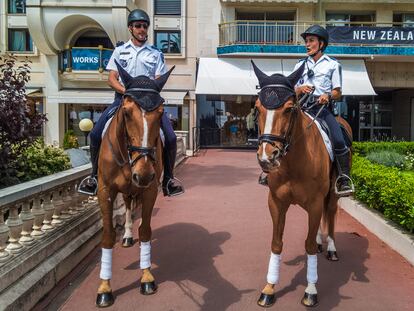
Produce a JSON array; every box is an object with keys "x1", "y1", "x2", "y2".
[{"x1": 0, "y1": 164, "x2": 92, "y2": 270}]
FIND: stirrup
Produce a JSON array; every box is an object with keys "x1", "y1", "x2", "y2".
[
  {"x1": 78, "y1": 176, "x2": 98, "y2": 196},
  {"x1": 163, "y1": 177, "x2": 185, "y2": 197},
  {"x1": 334, "y1": 175, "x2": 354, "y2": 197}
]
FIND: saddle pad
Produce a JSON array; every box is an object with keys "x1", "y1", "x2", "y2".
[
  {"x1": 304, "y1": 112, "x2": 334, "y2": 162},
  {"x1": 102, "y1": 117, "x2": 165, "y2": 146}
]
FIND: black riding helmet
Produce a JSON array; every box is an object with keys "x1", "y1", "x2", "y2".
[
  {"x1": 301, "y1": 25, "x2": 329, "y2": 52},
  {"x1": 128, "y1": 9, "x2": 150, "y2": 26}
]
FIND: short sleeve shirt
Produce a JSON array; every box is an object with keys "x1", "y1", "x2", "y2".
[
  {"x1": 293, "y1": 54, "x2": 342, "y2": 96},
  {"x1": 106, "y1": 40, "x2": 167, "y2": 82}
]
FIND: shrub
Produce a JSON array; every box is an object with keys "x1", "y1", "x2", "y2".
[
  {"x1": 63, "y1": 130, "x2": 79, "y2": 149},
  {"x1": 13, "y1": 139, "x2": 71, "y2": 182},
  {"x1": 0, "y1": 54, "x2": 47, "y2": 185},
  {"x1": 365, "y1": 150, "x2": 406, "y2": 169},
  {"x1": 353, "y1": 141, "x2": 414, "y2": 156},
  {"x1": 351, "y1": 155, "x2": 414, "y2": 232}
]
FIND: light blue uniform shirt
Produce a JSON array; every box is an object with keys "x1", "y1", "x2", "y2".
[
  {"x1": 106, "y1": 40, "x2": 167, "y2": 81},
  {"x1": 293, "y1": 54, "x2": 342, "y2": 96}
]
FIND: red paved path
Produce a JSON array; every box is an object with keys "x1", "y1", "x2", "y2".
[{"x1": 59, "y1": 150, "x2": 414, "y2": 311}]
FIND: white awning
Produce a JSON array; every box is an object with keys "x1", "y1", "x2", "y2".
[
  {"x1": 50, "y1": 90, "x2": 188, "y2": 105},
  {"x1": 196, "y1": 58, "x2": 376, "y2": 96},
  {"x1": 161, "y1": 91, "x2": 188, "y2": 105}
]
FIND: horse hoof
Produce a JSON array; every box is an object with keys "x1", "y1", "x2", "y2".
[
  {"x1": 257, "y1": 293, "x2": 276, "y2": 308},
  {"x1": 327, "y1": 251, "x2": 339, "y2": 261},
  {"x1": 140, "y1": 281, "x2": 158, "y2": 295},
  {"x1": 301, "y1": 292, "x2": 318, "y2": 307},
  {"x1": 96, "y1": 292, "x2": 114, "y2": 308},
  {"x1": 317, "y1": 244, "x2": 323, "y2": 253},
  {"x1": 122, "y1": 237, "x2": 134, "y2": 248}
]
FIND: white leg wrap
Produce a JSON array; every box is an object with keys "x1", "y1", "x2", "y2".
[
  {"x1": 100, "y1": 248, "x2": 113, "y2": 280},
  {"x1": 140, "y1": 241, "x2": 151, "y2": 269},
  {"x1": 305, "y1": 282, "x2": 318, "y2": 295},
  {"x1": 124, "y1": 208, "x2": 133, "y2": 239},
  {"x1": 316, "y1": 227, "x2": 323, "y2": 245},
  {"x1": 306, "y1": 254, "x2": 318, "y2": 284},
  {"x1": 266, "y1": 252, "x2": 281, "y2": 284},
  {"x1": 327, "y1": 236, "x2": 336, "y2": 252}
]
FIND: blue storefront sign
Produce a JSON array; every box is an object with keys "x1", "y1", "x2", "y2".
[
  {"x1": 328, "y1": 26, "x2": 414, "y2": 45},
  {"x1": 102, "y1": 50, "x2": 113, "y2": 69},
  {"x1": 71, "y1": 48, "x2": 101, "y2": 70}
]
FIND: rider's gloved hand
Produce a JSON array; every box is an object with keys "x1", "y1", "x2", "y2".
[{"x1": 318, "y1": 93, "x2": 331, "y2": 105}]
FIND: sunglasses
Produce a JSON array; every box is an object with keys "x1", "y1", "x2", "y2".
[{"x1": 132, "y1": 23, "x2": 148, "y2": 30}]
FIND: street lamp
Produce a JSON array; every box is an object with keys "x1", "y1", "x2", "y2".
[{"x1": 79, "y1": 118, "x2": 93, "y2": 146}]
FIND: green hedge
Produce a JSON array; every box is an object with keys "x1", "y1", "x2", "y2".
[
  {"x1": 351, "y1": 154, "x2": 414, "y2": 232},
  {"x1": 353, "y1": 141, "x2": 414, "y2": 156}
]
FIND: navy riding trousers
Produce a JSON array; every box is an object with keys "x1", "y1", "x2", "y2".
[
  {"x1": 89, "y1": 93, "x2": 177, "y2": 182},
  {"x1": 308, "y1": 104, "x2": 348, "y2": 154}
]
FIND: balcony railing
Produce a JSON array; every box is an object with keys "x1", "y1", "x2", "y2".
[
  {"x1": 219, "y1": 21, "x2": 414, "y2": 47},
  {"x1": 59, "y1": 46, "x2": 114, "y2": 72}
]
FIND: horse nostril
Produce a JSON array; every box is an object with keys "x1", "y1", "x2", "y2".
[
  {"x1": 149, "y1": 173, "x2": 155, "y2": 182},
  {"x1": 132, "y1": 173, "x2": 140, "y2": 184}
]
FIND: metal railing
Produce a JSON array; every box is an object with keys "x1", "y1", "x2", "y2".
[{"x1": 219, "y1": 20, "x2": 414, "y2": 47}]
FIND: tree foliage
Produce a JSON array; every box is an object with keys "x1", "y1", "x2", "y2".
[{"x1": 0, "y1": 54, "x2": 47, "y2": 185}]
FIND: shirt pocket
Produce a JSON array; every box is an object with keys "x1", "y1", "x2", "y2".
[
  {"x1": 118, "y1": 54, "x2": 133, "y2": 68},
  {"x1": 142, "y1": 54, "x2": 158, "y2": 75}
]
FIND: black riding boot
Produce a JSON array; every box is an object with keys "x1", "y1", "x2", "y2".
[
  {"x1": 78, "y1": 144, "x2": 100, "y2": 195},
  {"x1": 335, "y1": 150, "x2": 354, "y2": 197}
]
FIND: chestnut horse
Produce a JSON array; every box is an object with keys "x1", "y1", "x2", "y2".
[
  {"x1": 95, "y1": 62, "x2": 175, "y2": 308},
  {"x1": 251, "y1": 61, "x2": 352, "y2": 308}
]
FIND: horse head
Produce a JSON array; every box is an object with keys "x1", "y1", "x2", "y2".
[
  {"x1": 115, "y1": 61, "x2": 175, "y2": 188},
  {"x1": 251, "y1": 60, "x2": 305, "y2": 172}
]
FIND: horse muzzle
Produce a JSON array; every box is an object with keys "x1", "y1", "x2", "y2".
[
  {"x1": 132, "y1": 172, "x2": 156, "y2": 188},
  {"x1": 257, "y1": 151, "x2": 281, "y2": 172}
]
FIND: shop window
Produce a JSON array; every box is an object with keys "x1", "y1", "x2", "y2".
[
  {"x1": 8, "y1": 0, "x2": 26, "y2": 14},
  {"x1": 155, "y1": 31, "x2": 181, "y2": 54},
  {"x1": 66, "y1": 104, "x2": 107, "y2": 147},
  {"x1": 326, "y1": 13, "x2": 376, "y2": 26},
  {"x1": 164, "y1": 101, "x2": 189, "y2": 131},
  {"x1": 8, "y1": 29, "x2": 33, "y2": 52},
  {"x1": 154, "y1": 0, "x2": 181, "y2": 16}
]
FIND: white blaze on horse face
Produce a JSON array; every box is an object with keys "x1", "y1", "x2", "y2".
[
  {"x1": 261, "y1": 109, "x2": 275, "y2": 162},
  {"x1": 141, "y1": 108, "x2": 148, "y2": 148}
]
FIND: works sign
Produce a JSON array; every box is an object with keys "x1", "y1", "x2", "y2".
[
  {"x1": 327, "y1": 26, "x2": 414, "y2": 44},
  {"x1": 62, "y1": 48, "x2": 113, "y2": 71}
]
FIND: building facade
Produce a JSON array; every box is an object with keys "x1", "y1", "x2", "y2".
[
  {"x1": 0, "y1": 0, "x2": 196, "y2": 153},
  {"x1": 195, "y1": 0, "x2": 414, "y2": 147},
  {"x1": 2, "y1": 0, "x2": 414, "y2": 151}
]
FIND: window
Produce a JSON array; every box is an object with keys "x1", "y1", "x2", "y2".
[
  {"x1": 326, "y1": 13, "x2": 375, "y2": 26},
  {"x1": 155, "y1": 31, "x2": 181, "y2": 54},
  {"x1": 154, "y1": 0, "x2": 181, "y2": 16},
  {"x1": 8, "y1": 29, "x2": 33, "y2": 52},
  {"x1": 8, "y1": 0, "x2": 26, "y2": 14},
  {"x1": 394, "y1": 13, "x2": 414, "y2": 27}
]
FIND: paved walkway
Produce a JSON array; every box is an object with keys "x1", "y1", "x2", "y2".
[{"x1": 56, "y1": 150, "x2": 414, "y2": 311}]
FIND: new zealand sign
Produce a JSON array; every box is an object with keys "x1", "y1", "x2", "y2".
[{"x1": 327, "y1": 26, "x2": 414, "y2": 44}]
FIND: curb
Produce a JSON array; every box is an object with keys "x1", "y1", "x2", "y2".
[{"x1": 339, "y1": 197, "x2": 414, "y2": 266}]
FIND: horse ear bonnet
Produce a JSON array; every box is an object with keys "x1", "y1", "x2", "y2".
[
  {"x1": 251, "y1": 60, "x2": 305, "y2": 110},
  {"x1": 124, "y1": 76, "x2": 165, "y2": 111}
]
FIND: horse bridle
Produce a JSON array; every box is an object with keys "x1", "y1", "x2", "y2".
[
  {"x1": 257, "y1": 85, "x2": 314, "y2": 159},
  {"x1": 257, "y1": 84, "x2": 299, "y2": 158},
  {"x1": 108, "y1": 99, "x2": 159, "y2": 168}
]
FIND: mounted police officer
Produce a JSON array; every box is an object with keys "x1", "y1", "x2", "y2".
[
  {"x1": 79, "y1": 9, "x2": 184, "y2": 197},
  {"x1": 258, "y1": 25, "x2": 353, "y2": 196},
  {"x1": 295, "y1": 25, "x2": 353, "y2": 196}
]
